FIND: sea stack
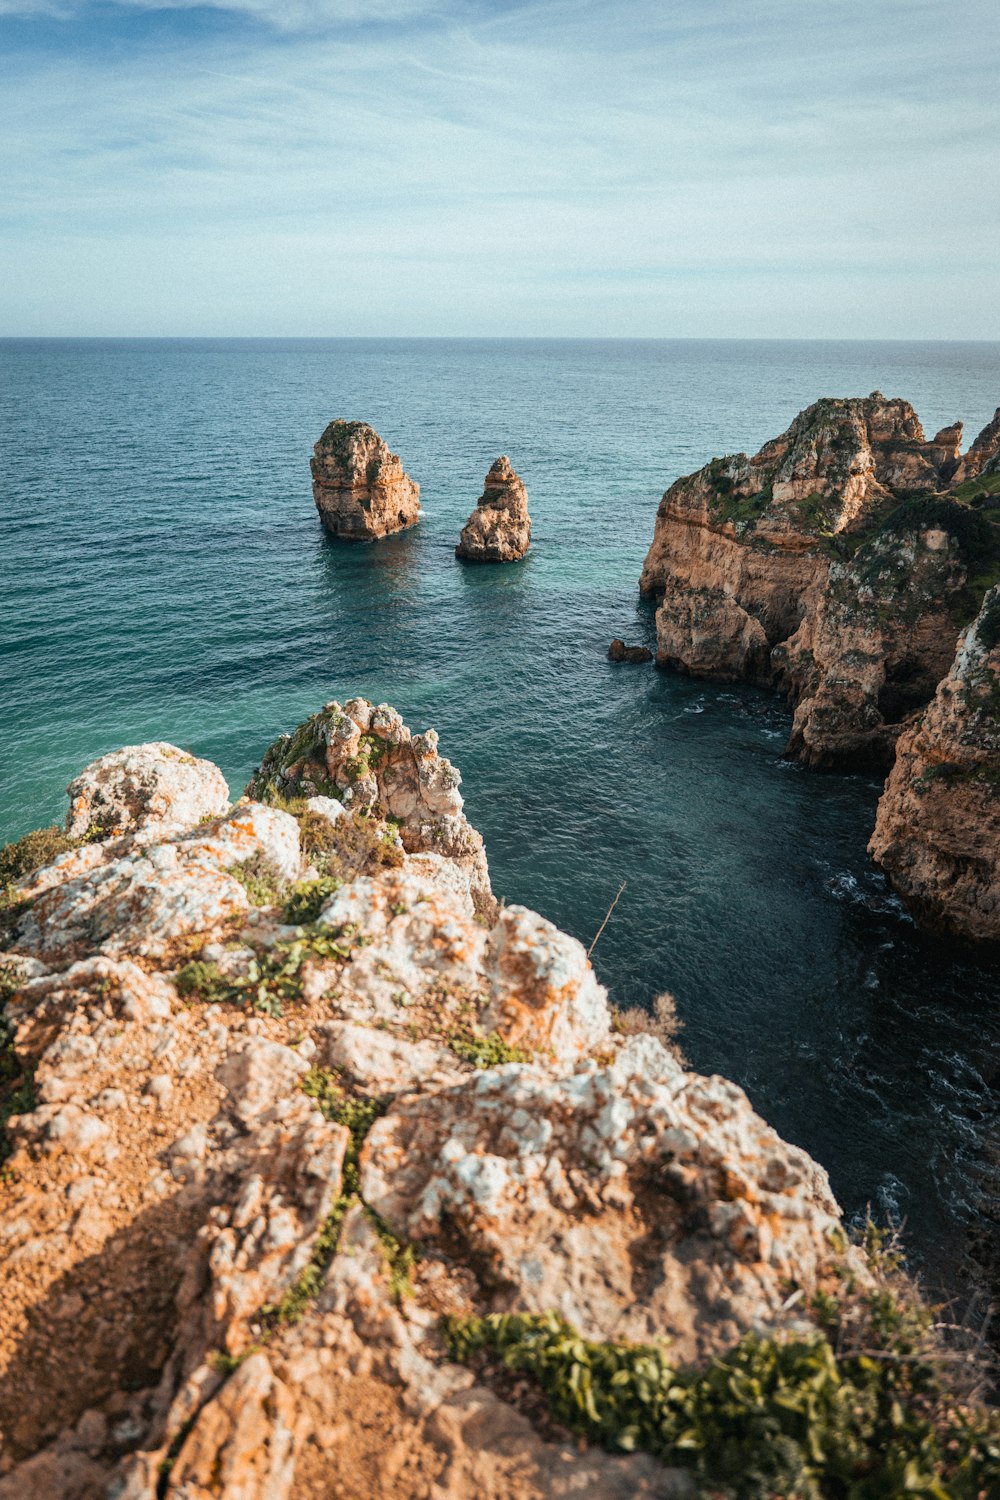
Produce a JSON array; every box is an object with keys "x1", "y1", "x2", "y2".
[
  {"x1": 311, "y1": 419, "x2": 420, "y2": 541},
  {"x1": 456, "y1": 456, "x2": 531, "y2": 563},
  {"x1": 869, "y1": 585, "x2": 1000, "y2": 942}
]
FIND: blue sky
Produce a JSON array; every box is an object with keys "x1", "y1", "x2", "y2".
[{"x1": 1, "y1": 0, "x2": 997, "y2": 336}]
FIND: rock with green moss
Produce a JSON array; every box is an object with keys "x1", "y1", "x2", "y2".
[
  {"x1": 640, "y1": 394, "x2": 1000, "y2": 772},
  {"x1": 245, "y1": 698, "x2": 495, "y2": 918},
  {"x1": 310, "y1": 419, "x2": 420, "y2": 540}
]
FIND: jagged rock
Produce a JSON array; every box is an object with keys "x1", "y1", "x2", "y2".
[
  {"x1": 639, "y1": 394, "x2": 1000, "y2": 770},
  {"x1": 869, "y1": 585, "x2": 1000, "y2": 940},
  {"x1": 0, "y1": 709, "x2": 872, "y2": 1499},
  {"x1": 7, "y1": 804, "x2": 300, "y2": 965},
  {"x1": 310, "y1": 420, "x2": 421, "y2": 541},
  {"x1": 608, "y1": 639, "x2": 652, "y2": 663},
  {"x1": 456, "y1": 457, "x2": 531, "y2": 563},
  {"x1": 65, "y1": 743, "x2": 230, "y2": 844},
  {"x1": 361, "y1": 1032, "x2": 847, "y2": 1364},
  {"x1": 953, "y1": 407, "x2": 1000, "y2": 484},
  {"x1": 245, "y1": 698, "x2": 495, "y2": 918}
]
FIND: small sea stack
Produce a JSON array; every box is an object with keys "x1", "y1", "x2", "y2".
[
  {"x1": 456, "y1": 456, "x2": 531, "y2": 563},
  {"x1": 311, "y1": 419, "x2": 420, "y2": 541},
  {"x1": 608, "y1": 639, "x2": 653, "y2": 663}
]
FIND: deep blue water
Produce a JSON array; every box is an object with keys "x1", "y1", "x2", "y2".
[{"x1": 2, "y1": 337, "x2": 1000, "y2": 1290}]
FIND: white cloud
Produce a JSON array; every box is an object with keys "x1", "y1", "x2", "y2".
[{"x1": 0, "y1": 0, "x2": 998, "y2": 333}]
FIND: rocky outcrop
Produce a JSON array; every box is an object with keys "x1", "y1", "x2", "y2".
[
  {"x1": 456, "y1": 457, "x2": 531, "y2": 563},
  {"x1": 245, "y1": 698, "x2": 494, "y2": 918},
  {"x1": 311, "y1": 421, "x2": 421, "y2": 541},
  {"x1": 640, "y1": 394, "x2": 1000, "y2": 770},
  {"x1": 953, "y1": 407, "x2": 1000, "y2": 485},
  {"x1": 0, "y1": 703, "x2": 886, "y2": 1500},
  {"x1": 608, "y1": 639, "x2": 653, "y2": 663},
  {"x1": 869, "y1": 586, "x2": 1000, "y2": 941}
]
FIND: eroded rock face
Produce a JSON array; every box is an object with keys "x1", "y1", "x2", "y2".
[
  {"x1": 869, "y1": 586, "x2": 1000, "y2": 941},
  {"x1": 456, "y1": 456, "x2": 531, "y2": 563},
  {"x1": 245, "y1": 697, "x2": 495, "y2": 917},
  {"x1": 311, "y1": 420, "x2": 421, "y2": 541},
  {"x1": 0, "y1": 704, "x2": 866, "y2": 1500},
  {"x1": 65, "y1": 743, "x2": 230, "y2": 843},
  {"x1": 640, "y1": 395, "x2": 1000, "y2": 770}
]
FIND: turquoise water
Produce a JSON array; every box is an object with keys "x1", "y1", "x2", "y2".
[{"x1": 3, "y1": 337, "x2": 1000, "y2": 1289}]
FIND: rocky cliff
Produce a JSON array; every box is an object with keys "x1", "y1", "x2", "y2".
[
  {"x1": 869, "y1": 586, "x2": 1000, "y2": 941},
  {"x1": 1, "y1": 707, "x2": 997, "y2": 1498},
  {"x1": 456, "y1": 457, "x2": 531, "y2": 563},
  {"x1": 311, "y1": 421, "x2": 421, "y2": 541},
  {"x1": 640, "y1": 394, "x2": 1000, "y2": 770}
]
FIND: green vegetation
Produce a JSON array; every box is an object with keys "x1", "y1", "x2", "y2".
[
  {"x1": 443, "y1": 1291, "x2": 1000, "y2": 1500},
  {"x1": 175, "y1": 928, "x2": 356, "y2": 1018},
  {"x1": 705, "y1": 464, "x2": 772, "y2": 530},
  {"x1": 227, "y1": 851, "x2": 288, "y2": 907},
  {"x1": 449, "y1": 1032, "x2": 532, "y2": 1069},
  {"x1": 261, "y1": 1072, "x2": 413, "y2": 1324},
  {"x1": 283, "y1": 875, "x2": 342, "y2": 925},
  {"x1": 0, "y1": 963, "x2": 33, "y2": 1164},
  {"x1": 0, "y1": 825, "x2": 80, "y2": 887},
  {"x1": 948, "y1": 470, "x2": 1000, "y2": 506}
]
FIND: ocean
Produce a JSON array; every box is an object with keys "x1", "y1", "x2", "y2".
[{"x1": 2, "y1": 336, "x2": 999, "y2": 1291}]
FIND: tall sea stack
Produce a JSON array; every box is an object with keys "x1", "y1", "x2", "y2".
[
  {"x1": 311, "y1": 419, "x2": 421, "y2": 541},
  {"x1": 456, "y1": 456, "x2": 531, "y2": 563}
]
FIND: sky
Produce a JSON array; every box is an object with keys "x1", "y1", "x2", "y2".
[{"x1": 0, "y1": 0, "x2": 998, "y2": 337}]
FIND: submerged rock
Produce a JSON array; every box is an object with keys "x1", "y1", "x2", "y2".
[
  {"x1": 639, "y1": 394, "x2": 1000, "y2": 771},
  {"x1": 311, "y1": 420, "x2": 420, "y2": 541},
  {"x1": 869, "y1": 585, "x2": 1000, "y2": 941},
  {"x1": 0, "y1": 700, "x2": 896, "y2": 1499},
  {"x1": 608, "y1": 639, "x2": 652, "y2": 663},
  {"x1": 456, "y1": 456, "x2": 531, "y2": 563}
]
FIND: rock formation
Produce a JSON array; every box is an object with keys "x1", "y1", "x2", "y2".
[
  {"x1": 456, "y1": 457, "x2": 531, "y2": 563},
  {"x1": 639, "y1": 394, "x2": 1000, "y2": 771},
  {"x1": 311, "y1": 421, "x2": 421, "y2": 541},
  {"x1": 869, "y1": 585, "x2": 1000, "y2": 941},
  {"x1": 608, "y1": 639, "x2": 653, "y2": 663},
  {"x1": 6, "y1": 703, "x2": 958, "y2": 1499},
  {"x1": 245, "y1": 698, "x2": 494, "y2": 919}
]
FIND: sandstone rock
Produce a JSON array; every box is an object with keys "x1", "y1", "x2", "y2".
[
  {"x1": 869, "y1": 585, "x2": 1000, "y2": 941},
  {"x1": 0, "y1": 712, "x2": 880, "y2": 1499},
  {"x1": 245, "y1": 699, "x2": 495, "y2": 918},
  {"x1": 608, "y1": 638, "x2": 652, "y2": 663},
  {"x1": 65, "y1": 742, "x2": 230, "y2": 844},
  {"x1": 361, "y1": 1033, "x2": 847, "y2": 1365},
  {"x1": 456, "y1": 456, "x2": 531, "y2": 563},
  {"x1": 639, "y1": 392, "x2": 1000, "y2": 770},
  {"x1": 9, "y1": 803, "x2": 300, "y2": 965},
  {"x1": 310, "y1": 420, "x2": 420, "y2": 541},
  {"x1": 953, "y1": 408, "x2": 1000, "y2": 485}
]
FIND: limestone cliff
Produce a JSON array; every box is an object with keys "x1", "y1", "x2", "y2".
[
  {"x1": 311, "y1": 421, "x2": 421, "y2": 541},
  {"x1": 0, "y1": 708, "x2": 996, "y2": 1498},
  {"x1": 869, "y1": 586, "x2": 1000, "y2": 941},
  {"x1": 455, "y1": 457, "x2": 531, "y2": 563},
  {"x1": 639, "y1": 394, "x2": 1000, "y2": 770}
]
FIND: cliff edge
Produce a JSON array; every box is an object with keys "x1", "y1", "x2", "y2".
[
  {"x1": 869, "y1": 585, "x2": 1000, "y2": 941},
  {"x1": 639, "y1": 394, "x2": 1000, "y2": 770},
  {"x1": 0, "y1": 706, "x2": 996, "y2": 1497}
]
